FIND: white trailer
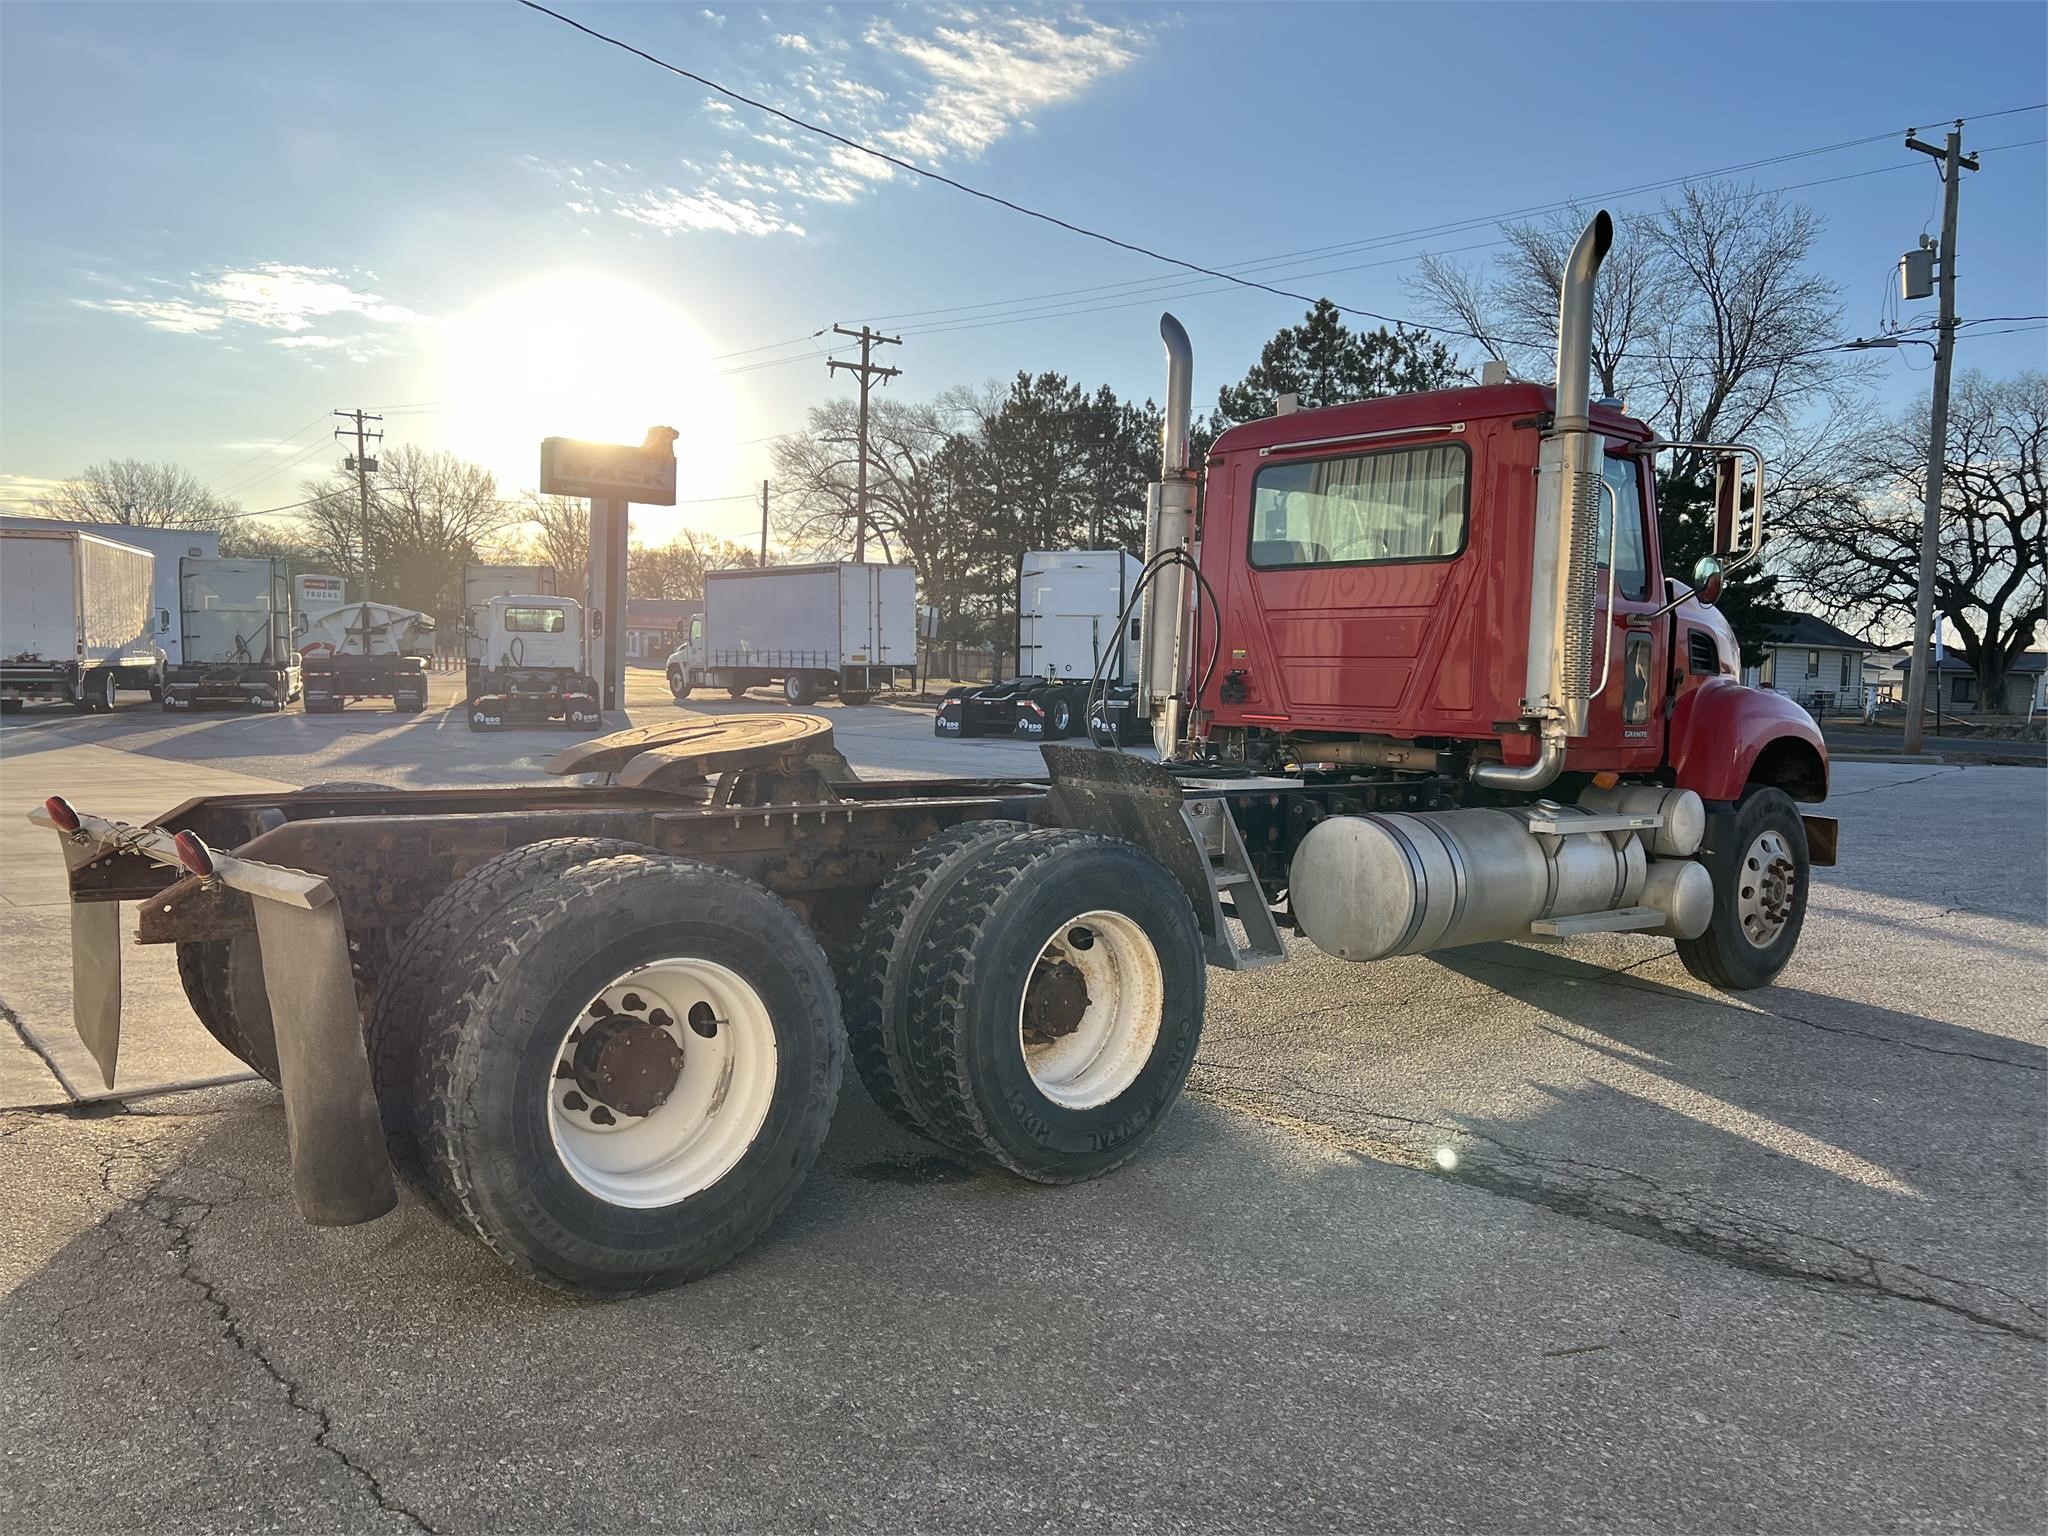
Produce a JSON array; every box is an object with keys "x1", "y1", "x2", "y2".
[
  {"x1": 163, "y1": 558, "x2": 301, "y2": 711},
  {"x1": 674, "y1": 562, "x2": 918, "y2": 705},
  {"x1": 0, "y1": 527, "x2": 161, "y2": 712},
  {"x1": 0, "y1": 516, "x2": 215, "y2": 667}
]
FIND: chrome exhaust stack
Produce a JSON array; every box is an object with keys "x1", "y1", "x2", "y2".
[
  {"x1": 1143, "y1": 313, "x2": 1196, "y2": 756},
  {"x1": 1472, "y1": 210, "x2": 1612, "y2": 792}
]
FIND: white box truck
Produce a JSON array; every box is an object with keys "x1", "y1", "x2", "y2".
[
  {"x1": 0, "y1": 527, "x2": 162, "y2": 712},
  {"x1": 935, "y1": 549, "x2": 1145, "y2": 741},
  {"x1": 668, "y1": 562, "x2": 917, "y2": 705},
  {"x1": 162, "y1": 557, "x2": 301, "y2": 711},
  {"x1": 0, "y1": 516, "x2": 216, "y2": 667}
]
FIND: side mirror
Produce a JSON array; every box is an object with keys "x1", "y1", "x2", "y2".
[
  {"x1": 1691, "y1": 556, "x2": 1726, "y2": 607},
  {"x1": 1128, "y1": 618, "x2": 1141, "y2": 642}
]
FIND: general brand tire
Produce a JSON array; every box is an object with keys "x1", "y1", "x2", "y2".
[
  {"x1": 669, "y1": 669, "x2": 692, "y2": 702},
  {"x1": 410, "y1": 854, "x2": 842, "y2": 1293},
  {"x1": 1675, "y1": 785, "x2": 1810, "y2": 992},
  {"x1": 1046, "y1": 696, "x2": 1074, "y2": 738},
  {"x1": 175, "y1": 935, "x2": 281, "y2": 1084},
  {"x1": 726, "y1": 683, "x2": 749, "y2": 700},
  {"x1": 783, "y1": 672, "x2": 817, "y2": 707},
  {"x1": 367, "y1": 836, "x2": 655, "y2": 1211},
  {"x1": 839, "y1": 691, "x2": 874, "y2": 707},
  {"x1": 844, "y1": 819, "x2": 1034, "y2": 1140},
  {"x1": 900, "y1": 829, "x2": 1204, "y2": 1182}
]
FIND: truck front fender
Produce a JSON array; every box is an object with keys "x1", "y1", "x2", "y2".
[{"x1": 1668, "y1": 677, "x2": 1829, "y2": 803}]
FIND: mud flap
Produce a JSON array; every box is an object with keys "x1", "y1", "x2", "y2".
[
  {"x1": 250, "y1": 899, "x2": 399, "y2": 1226},
  {"x1": 51, "y1": 832, "x2": 124, "y2": 1087}
]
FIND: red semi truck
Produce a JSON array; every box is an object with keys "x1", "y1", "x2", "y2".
[{"x1": 31, "y1": 211, "x2": 1832, "y2": 1294}]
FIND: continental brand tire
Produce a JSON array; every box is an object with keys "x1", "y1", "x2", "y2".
[{"x1": 900, "y1": 830, "x2": 1204, "y2": 1183}]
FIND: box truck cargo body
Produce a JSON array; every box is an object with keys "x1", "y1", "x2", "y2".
[
  {"x1": 0, "y1": 516, "x2": 216, "y2": 666},
  {"x1": 0, "y1": 528, "x2": 161, "y2": 711},
  {"x1": 936, "y1": 549, "x2": 1146, "y2": 742},
  {"x1": 672, "y1": 563, "x2": 917, "y2": 705},
  {"x1": 163, "y1": 557, "x2": 300, "y2": 711}
]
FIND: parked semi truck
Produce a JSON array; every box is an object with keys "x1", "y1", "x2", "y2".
[
  {"x1": 464, "y1": 593, "x2": 602, "y2": 731},
  {"x1": 0, "y1": 516, "x2": 217, "y2": 672},
  {"x1": 1, "y1": 527, "x2": 161, "y2": 712},
  {"x1": 31, "y1": 212, "x2": 1837, "y2": 1298},
  {"x1": 666, "y1": 562, "x2": 917, "y2": 705},
  {"x1": 162, "y1": 558, "x2": 301, "y2": 711},
  {"x1": 935, "y1": 549, "x2": 1144, "y2": 741},
  {"x1": 464, "y1": 563, "x2": 557, "y2": 695},
  {"x1": 299, "y1": 601, "x2": 432, "y2": 713}
]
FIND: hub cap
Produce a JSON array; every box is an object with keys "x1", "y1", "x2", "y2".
[
  {"x1": 546, "y1": 958, "x2": 777, "y2": 1207},
  {"x1": 1735, "y1": 829, "x2": 1798, "y2": 949},
  {"x1": 1016, "y1": 910, "x2": 1163, "y2": 1110}
]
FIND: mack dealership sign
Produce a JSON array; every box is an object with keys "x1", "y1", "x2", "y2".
[{"x1": 540, "y1": 432, "x2": 678, "y2": 506}]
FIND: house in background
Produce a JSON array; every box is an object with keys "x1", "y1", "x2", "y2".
[
  {"x1": 1743, "y1": 613, "x2": 1867, "y2": 715},
  {"x1": 1891, "y1": 650, "x2": 2046, "y2": 716},
  {"x1": 623, "y1": 599, "x2": 700, "y2": 666}
]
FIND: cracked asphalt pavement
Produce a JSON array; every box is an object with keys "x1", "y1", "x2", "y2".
[{"x1": 1, "y1": 691, "x2": 2043, "y2": 1532}]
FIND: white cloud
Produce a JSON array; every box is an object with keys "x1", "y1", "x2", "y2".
[
  {"x1": 522, "y1": 8, "x2": 1154, "y2": 241},
  {"x1": 76, "y1": 263, "x2": 421, "y2": 353},
  {"x1": 701, "y1": 8, "x2": 725, "y2": 24}
]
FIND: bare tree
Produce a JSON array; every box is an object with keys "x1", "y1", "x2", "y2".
[
  {"x1": 1781, "y1": 370, "x2": 2045, "y2": 712},
  {"x1": 628, "y1": 529, "x2": 756, "y2": 600},
  {"x1": 295, "y1": 446, "x2": 508, "y2": 618},
  {"x1": 33, "y1": 459, "x2": 238, "y2": 529},
  {"x1": 506, "y1": 493, "x2": 592, "y2": 600}
]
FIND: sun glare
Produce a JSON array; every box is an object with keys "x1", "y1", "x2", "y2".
[{"x1": 438, "y1": 272, "x2": 745, "y2": 533}]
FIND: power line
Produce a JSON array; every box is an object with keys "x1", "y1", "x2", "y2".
[
  {"x1": 204, "y1": 412, "x2": 331, "y2": 490},
  {"x1": 514, "y1": 3, "x2": 2044, "y2": 351}
]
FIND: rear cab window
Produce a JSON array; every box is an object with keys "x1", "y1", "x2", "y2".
[{"x1": 1248, "y1": 442, "x2": 1470, "y2": 569}]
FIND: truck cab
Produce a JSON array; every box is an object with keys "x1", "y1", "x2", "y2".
[
  {"x1": 1193, "y1": 384, "x2": 1825, "y2": 806},
  {"x1": 465, "y1": 595, "x2": 601, "y2": 731}
]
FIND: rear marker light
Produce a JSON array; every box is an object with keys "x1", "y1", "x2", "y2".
[
  {"x1": 173, "y1": 831, "x2": 216, "y2": 877},
  {"x1": 44, "y1": 796, "x2": 81, "y2": 832}
]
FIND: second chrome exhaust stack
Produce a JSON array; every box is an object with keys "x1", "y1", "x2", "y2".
[
  {"x1": 1474, "y1": 209, "x2": 1612, "y2": 791},
  {"x1": 1143, "y1": 313, "x2": 1196, "y2": 755}
]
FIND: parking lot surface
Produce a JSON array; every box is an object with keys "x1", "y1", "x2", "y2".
[{"x1": 1, "y1": 679, "x2": 2042, "y2": 1532}]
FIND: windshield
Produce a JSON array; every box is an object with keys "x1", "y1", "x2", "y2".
[
  {"x1": 1249, "y1": 442, "x2": 1469, "y2": 568},
  {"x1": 504, "y1": 606, "x2": 567, "y2": 634}
]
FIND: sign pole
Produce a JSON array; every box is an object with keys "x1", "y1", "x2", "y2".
[{"x1": 587, "y1": 498, "x2": 629, "y2": 713}]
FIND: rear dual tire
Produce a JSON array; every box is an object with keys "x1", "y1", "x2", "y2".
[
  {"x1": 385, "y1": 848, "x2": 842, "y2": 1293},
  {"x1": 849, "y1": 826, "x2": 1204, "y2": 1183}
]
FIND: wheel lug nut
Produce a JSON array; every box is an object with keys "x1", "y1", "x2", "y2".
[
  {"x1": 563, "y1": 1091, "x2": 588, "y2": 1112},
  {"x1": 589, "y1": 1105, "x2": 616, "y2": 1126}
]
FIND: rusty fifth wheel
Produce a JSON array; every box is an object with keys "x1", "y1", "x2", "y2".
[
  {"x1": 895, "y1": 829, "x2": 1204, "y2": 1183},
  {"x1": 406, "y1": 853, "x2": 841, "y2": 1293}
]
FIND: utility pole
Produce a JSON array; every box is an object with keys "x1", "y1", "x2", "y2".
[
  {"x1": 1899, "y1": 123, "x2": 1978, "y2": 755},
  {"x1": 760, "y1": 479, "x2": 770, "y2": 566},
  {"x1": 827, "y1": 325, "x2": 901, "y2": 562},
  {"x1": 334, "y1": 409, "x2": 382, "y2": 599}
]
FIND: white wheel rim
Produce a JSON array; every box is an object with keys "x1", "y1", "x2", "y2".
[
  {"x1": 546, "y1": 957, "x2": 778, "y2": 1208},
  {"x1": 1735, "y1": 829, "x2": 1798, "y2": 949},
  {"x1": 1016, "y1": 910, "x2": 1163, "y2": 1110}
]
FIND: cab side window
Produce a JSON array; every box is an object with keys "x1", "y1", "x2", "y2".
[{"x1": 1598, "y1": 454, "x2": 1650, "y2": 602}]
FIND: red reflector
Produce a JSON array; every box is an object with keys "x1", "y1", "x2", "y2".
[
  {"x1": 44, "y1": 796, "x2": 81, "y2": 832},
  {"x1": 172, "y1": 831, "x2": 216, "y2": 877}
]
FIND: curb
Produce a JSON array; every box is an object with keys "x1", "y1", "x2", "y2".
[{"x1": 1830, "y1": 753, "x2": 1947, "y2": 765}]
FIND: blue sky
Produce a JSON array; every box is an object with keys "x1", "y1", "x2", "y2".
[{"x1": 3, "y1": 1, "x2": 2043, "y2": 546}]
